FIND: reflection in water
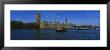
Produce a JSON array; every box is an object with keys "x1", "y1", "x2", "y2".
[{"x1": 11, "y1": 28, "x2": 100, "y2": 40}]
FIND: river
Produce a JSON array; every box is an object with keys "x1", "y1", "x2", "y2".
[{"x1": 11, "y1": 28, "x2": 100, "y2": 40}]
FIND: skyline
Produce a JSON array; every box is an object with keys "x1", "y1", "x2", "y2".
[{"x1": 11, "y1": 10, "x2": 100, "y2": 26}]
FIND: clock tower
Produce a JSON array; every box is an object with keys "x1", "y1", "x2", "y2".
[{"x1": 36, "y1": 12, "x2": 41, "y2": 28}]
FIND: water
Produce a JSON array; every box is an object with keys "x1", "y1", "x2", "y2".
[{"x1": 11, "y1": 28, "x2": 100, "y2": 40}]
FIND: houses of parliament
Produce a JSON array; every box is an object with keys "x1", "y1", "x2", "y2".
[
  {"x1": 35, "y1": 12, "x2": 99, "y2": 29},
  {"x1": 36, "y1": 12, "x2": 72, "y2": 28}
]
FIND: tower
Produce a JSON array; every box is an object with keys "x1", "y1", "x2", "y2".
[
  {"x1": 65, "y1": 17, "x2": 68, "y2": 28},
  {"x1": 36, "y1": 12, "x2": 41, "y2": 28},
  {"x1": 65, "y1": 17, "x2": 67, "y2": 23}
]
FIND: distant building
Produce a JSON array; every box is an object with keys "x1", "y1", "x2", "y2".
[
  {"x1": 35, "y1": 12, "x2": 98, "y2": 29},
  {"x1": 65, "y1": 17, "x2": 67, "y2": 23}
]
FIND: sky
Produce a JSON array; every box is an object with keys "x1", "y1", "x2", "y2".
[{"x1": 11, "y1": 10, "x2": 100, "y2": 26}]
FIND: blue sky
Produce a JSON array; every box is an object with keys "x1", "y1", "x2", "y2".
[{"x1": 11, "y1": 10, "x2": 100, "y2": 26}]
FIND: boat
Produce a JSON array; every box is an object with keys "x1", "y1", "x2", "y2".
[
  {"x1": 75, "y1": 28, "x2": 90, "y2": 30},
  {"x1": 56, "y1": 28, "x2": 66, "y2": 32},
  {"x1": 74, "y1": 28, "x2": 90, "y2": 30}
]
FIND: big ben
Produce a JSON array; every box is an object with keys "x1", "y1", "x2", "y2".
[{"x1": 36, "y1": 12, "x2": 41, "y2": 29}]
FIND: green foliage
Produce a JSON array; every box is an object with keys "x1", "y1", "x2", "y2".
[
  {"x1": 11, "y1": 21, "x2": 39, "y2": 29},
  {"x1": 11, "y1": 21, "x2": 23, "y2": 29}
]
